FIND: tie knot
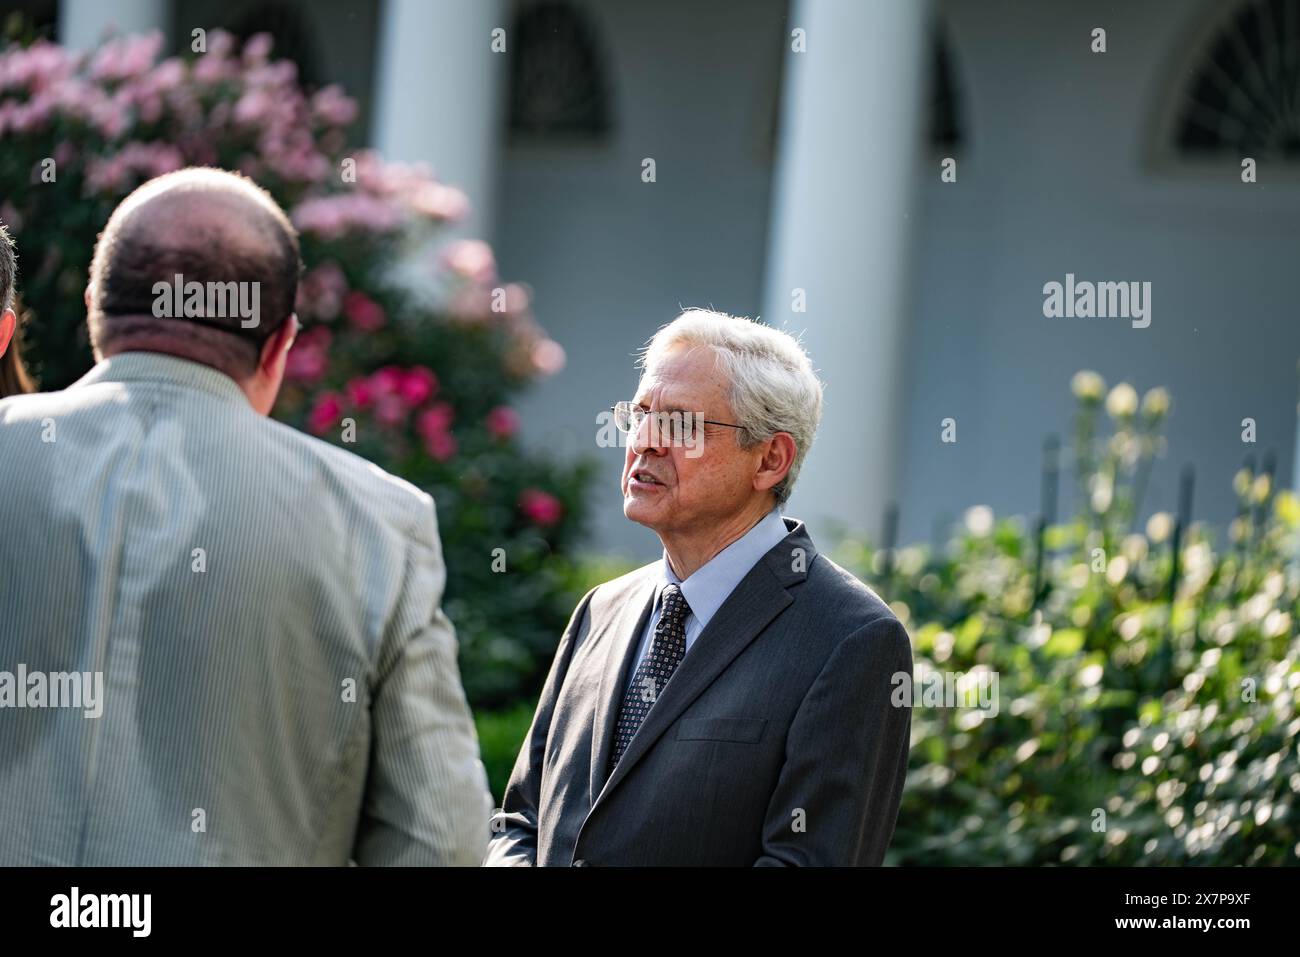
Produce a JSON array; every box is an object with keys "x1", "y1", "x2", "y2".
[{"x1": 659, "y1": 583, "x2": 690, "y2": 628}]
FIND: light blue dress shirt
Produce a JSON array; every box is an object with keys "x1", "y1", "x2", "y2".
[{"x1": 625, "y1": 507, "x2": 789, "y2": 688}]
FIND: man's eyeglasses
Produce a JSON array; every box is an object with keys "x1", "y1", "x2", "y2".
[{"x1": 610, "y1": 400, "x2": 744, "y2": 444}]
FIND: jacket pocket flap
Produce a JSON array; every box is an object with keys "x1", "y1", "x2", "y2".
[{"x1": 676, "y1": 716, "x2": 767, "y2": 743}]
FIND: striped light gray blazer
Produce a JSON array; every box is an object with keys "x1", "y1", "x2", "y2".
[{"x1": 0, "y1": 352, "x2": 492, "y2": 865}]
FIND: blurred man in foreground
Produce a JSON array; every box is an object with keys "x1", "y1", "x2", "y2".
[{"x1": 0, "y1": 167, "x2": 491, "y2": 865}]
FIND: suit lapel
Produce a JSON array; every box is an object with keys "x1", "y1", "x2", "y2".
[
  {"x1": 591, "y1": 520, "x2": 817, "y2": 810},
  {"x1": 589, "y1": 576, "x2": 656, "y2": 807}
]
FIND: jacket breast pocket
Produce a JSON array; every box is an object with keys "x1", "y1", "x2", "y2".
[{"x1": 676, "y1": 716, "x2": 767, "y2": 744}]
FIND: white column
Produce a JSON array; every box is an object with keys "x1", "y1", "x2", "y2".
[
  {"x1": 371, "y1": 0, "x2": 507, "y2": 243},
  {"x1": 58, "y1": 0, "x2": 167, "y2": 50},
  {"x1": 762, "y1": 0, "x2": 931, "y2": 543}
]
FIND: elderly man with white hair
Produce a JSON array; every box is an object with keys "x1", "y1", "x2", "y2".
[{"x1": 485, "y1": 308, "x2": 913, "y2": 867}]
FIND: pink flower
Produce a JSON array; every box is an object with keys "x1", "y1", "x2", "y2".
[
  {"x1": 531, "y1": 339, "x2": 566, "y2": 375},
  {"x1": 416, "y1": 402, "x2": 455, "y2": 438},
  {"x1": 416, "y1": 402, "x2": 457, "y2": 460},
  {"x1": 369, "y1": 365, "x2": 405, "y2": 397},
  {"x1": 298, "y1": 262, "x2": 347, "y2": 321},
  {"x1": 374, "y1": 394, "x2": 407, "y2": 427},
  {"x1": 285, "y1": 327, "x2": 331, "y2": 384},
  {"x1": 0, "y1": 40, "x2": 75, "y2": 93},
  {"x1": 242, "y1": 32, "x2": 274, "y2": 65},
  {"x1": 83, "y1": 141, "x2": 185, "y2": 194},
  {"x1": 344, "y1": 377, "x2": 374, "y2": 409},
  {"x1": 343, "y1": 291, "x2": 386, "y2": 332},
  {"x1": 148, "y1": 57, "x2": 185, "y2": 92},
  {"x1": 486, "y1": 405, "x2": 519, "y2": 440},
  {"x1": 89, "y1": 32, "x2": 163, "y2": 83},
  {"x1": 519, "y1": 489, "x2": 563, "y2": 527},
  {"x1": 410, "y1": 181, "x2": 469, "y2": 221},
  {"x1": 422, "y1": 430, "x2": 457, "y2": 462},
  {"x1": 291, "y1": 194, "x2": 403, "y2": 240},
  {"x1": 442, "y1": 239, "x2": 496, "y2": 284},
  {"x1": 399, "y1": 367, "x2": 437, "y2": 406},
  {"x1": 308, "y1": 392, "x2": 344, "y2": 435},
  {"x1": 311, "y1": 84, "x2": 358, "y2": 127},
  {"x1": 233, "y1": 88, "x2": 275, "y2": 126}
]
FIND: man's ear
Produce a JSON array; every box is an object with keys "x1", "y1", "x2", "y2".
[
  {"x1": 754, "y1": 432, "x2": 797, "y2": 494},
  {"x1": 0, "y1": 308, "x2": 15, "y2": 358},
  {"x1": 257, "y1": 313, "x2": 299, "y2": 377}
]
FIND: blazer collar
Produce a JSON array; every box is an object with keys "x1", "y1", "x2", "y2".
[{"x1": 588, "y1": 517, "x2": 818, "y2": 811}]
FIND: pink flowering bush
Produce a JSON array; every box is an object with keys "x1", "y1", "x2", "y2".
[{"x1": 0, "y1": 30, "x2": 594, "y2": 706}]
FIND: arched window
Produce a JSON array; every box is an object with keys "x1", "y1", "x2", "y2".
[
  {"x1": 1172, "y1": 0, "x2": 1300, "y2": 160},
  {"x1": 508, "y1": 1, "x2": 614, "y2": 142}
]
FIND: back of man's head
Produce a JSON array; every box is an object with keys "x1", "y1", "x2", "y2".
[{"x1": 87, "y1": 167, "x2": 302, "y2": 381}]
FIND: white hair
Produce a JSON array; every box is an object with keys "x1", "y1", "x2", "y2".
[{"x1": 638, "y1": 308, "x2": 824, "y2": 505}]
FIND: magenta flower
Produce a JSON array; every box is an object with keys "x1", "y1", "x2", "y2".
[
  {"x1": 486, "y1": 405, "x2": 519, "y2": 441},
  {"x1": 374, "y1": 394, "x2": 407, "y2": 427},
  {"x1": 344, "y1": 377, "x2": 374, "y2": 410},
  {"x1": 343, "y1": 291, "x2": 386, "y2": 332},
  {"x1": 519, "y1": 489, "x2": 564, "y2": 527},
  {"x1": 399, "y1": 367, "x2": 438, "y2": 406},
  {"x1": 308, "y1": 392, "x2": 344, "y2": 435},
  {"x1": 369, "y1": 365, "x2": 405, "y2": 397},
  {"x1": 417, "y1": 402, "x2": 455, "y2": 439},
  {"x1": 422, "y1": 431, "x2": 457, "y2": 462},
  {"x1": 285, "y1": 326, "x2": 331, "y2": 384},
  {"x1": 417, "y1": 401, "x2": 457, "y2": 461}
]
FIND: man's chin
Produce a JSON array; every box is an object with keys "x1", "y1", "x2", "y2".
[{"x1": 622, "y1": 497, "x2": 658, "y2": 528}]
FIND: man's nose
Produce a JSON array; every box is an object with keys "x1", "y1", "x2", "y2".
[{"x1": 630, "y1": 413, "x2": 666, "y2": 455}]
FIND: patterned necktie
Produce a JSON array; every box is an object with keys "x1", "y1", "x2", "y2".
[{"x1": 609, "y1": 583, "x2": 691, "y2": 770}]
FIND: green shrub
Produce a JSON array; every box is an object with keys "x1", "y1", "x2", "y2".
[
  {"x1": 836, "y1": 374, "x2": 1299, "y2": 865},
  {"x1": 477, "y1": 701, "x2": 540, "y2": 804}
]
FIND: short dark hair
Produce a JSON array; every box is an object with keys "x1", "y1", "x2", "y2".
[
  {"x1": 0, "y1": 220, "x2": 14, "y2": 313},
  {"x1": 88, "y1": 168, "x2": 303, "y2": 378}
]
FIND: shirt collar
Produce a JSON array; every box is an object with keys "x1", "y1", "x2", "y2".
[
  {"x1": 657, "y1": 507, "x2": 789, "y2": 629},
  {"x1": 69, "y1": 351, "x2": 249, "y2": 405}
]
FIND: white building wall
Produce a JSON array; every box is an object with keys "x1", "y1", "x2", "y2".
[{"x1": 895, "y1": 0, "x2": 1300, "y2": 544}]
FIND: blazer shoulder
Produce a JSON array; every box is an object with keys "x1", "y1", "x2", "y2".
[
  {"x1": 261, "y1": 416, "x2": 438, "y2": 543},
  {"x1": 805, "y1": 552, "x2": 904, "y2": 635}
]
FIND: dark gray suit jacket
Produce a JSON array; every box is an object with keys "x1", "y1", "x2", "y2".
[{"x1": 483, "y1": 517, "x2": 912, "y2": 866}]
